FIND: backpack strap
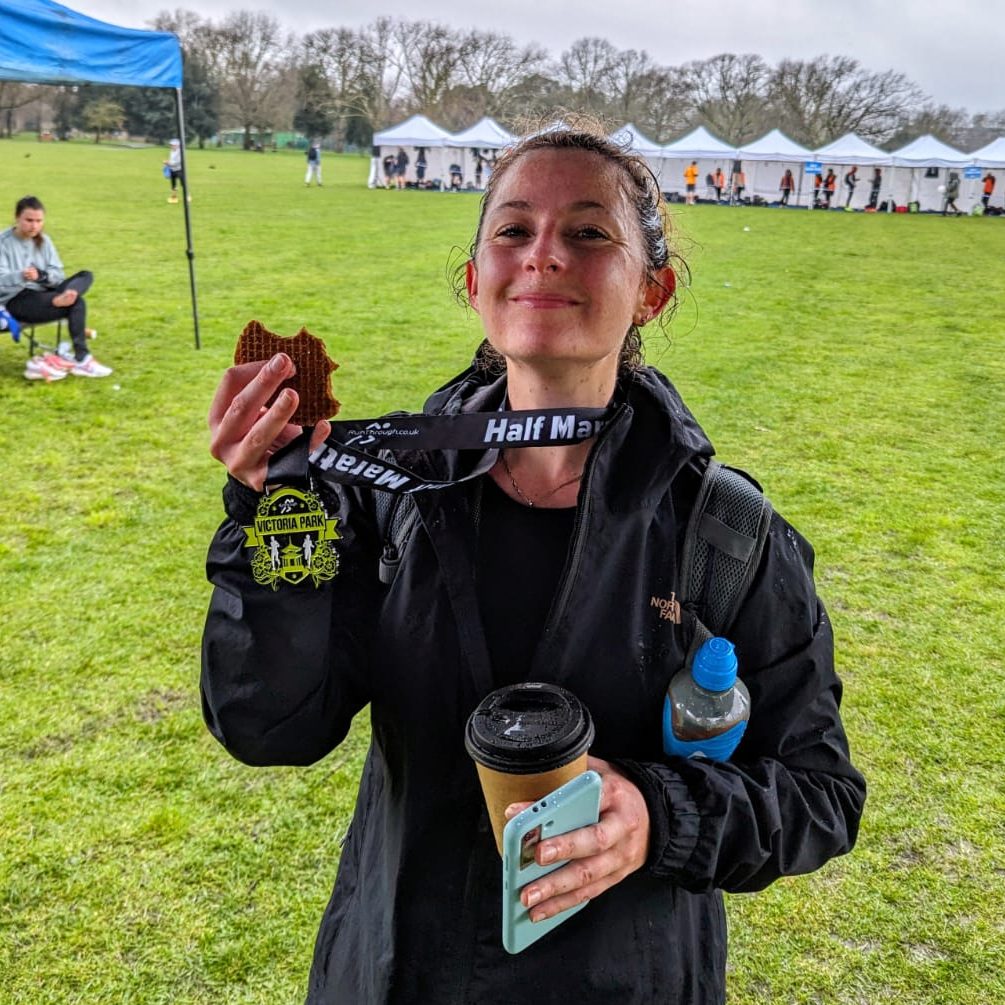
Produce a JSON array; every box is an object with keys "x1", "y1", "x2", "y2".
[
  {"x1": 679, "y1": 460, "x2": 773, "y2": 648},
  {"x1": 376, "y1": 491, "x2": 420, "y2": 585}
]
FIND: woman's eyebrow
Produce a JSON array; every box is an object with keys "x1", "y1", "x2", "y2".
[{"x1": 492, "y1": 199, "x2": 611, "y2": 213}]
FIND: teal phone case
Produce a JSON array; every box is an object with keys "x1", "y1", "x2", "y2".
[{"x1": 501, "y1": 769, "x2": 603, "y2": 954}]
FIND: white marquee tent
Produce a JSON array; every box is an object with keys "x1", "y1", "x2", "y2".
[
  {"x1": 447, "y1": 117, "x2": 515, "y2": 188},
  {"x1": 968, "y1": 138, "x2": 1005, "y2": 210},
  {"x1": 887, "y1": 134, "x2": 972, "y2": 211},
  {"x1": 736, "y1": 129, "x2": 812, "y2": 205},
  {"x1": 661, "y1": 126, "x2": 737, "y2": 199},
  {"x1": 371, "y1": 114, "x2": 453, "y2": 187},
  {"x1": 813, "y1": 134, "x2": 892, "y2": 209}
]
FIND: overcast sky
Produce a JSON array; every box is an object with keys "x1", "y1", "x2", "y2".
[{"x1": 81, "y1": 0, "x2": 1002, "y2": 114}]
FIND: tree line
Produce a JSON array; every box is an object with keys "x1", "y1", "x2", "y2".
[{"x1": 1, "y1": 11, "x2": 1003, "y2": 152}]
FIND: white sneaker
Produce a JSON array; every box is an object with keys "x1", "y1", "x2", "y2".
[
  {"x1": 24, "y1": 355, "x2": 68, "y2": 381},
  {"x1": 70, "y1": 354, "x2": 113, "y2": 378},
  {"x1": 42, "y1": 352, "x2": 76, "y2": 373}
]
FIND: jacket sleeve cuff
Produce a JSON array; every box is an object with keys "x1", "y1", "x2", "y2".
[
  {"x1": 222, "y1": 475, "x2": 262, "y2": 523},
  {"x1": 614, "y1": 758, "x2": 702, "y2": 879}
]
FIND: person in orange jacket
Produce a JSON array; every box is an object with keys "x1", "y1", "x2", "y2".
[
  {"x1": 713, "y1": 167, "x2": 725, "y2": 201},
  {"x1": 823, "y1": 169, "x2": 837, "y2": 208},
  {"x1": 982, "y1": 172, "x2": 996, "y2": 210},
  {"x1": 732, "y1": 165, "x2": 746, "y2": 203},
  {"x1": 684, "y1": 160, "x2": 699, "y2": 204}
]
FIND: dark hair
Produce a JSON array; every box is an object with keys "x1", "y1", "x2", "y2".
[
  {"x1": 14, "y1": 195, "x2": 45, "y2": 247},
  {"x1": 454, "y1": 117, "x2": 687, "y2": 374}
]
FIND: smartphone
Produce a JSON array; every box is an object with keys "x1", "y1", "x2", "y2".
[{"x1": 501, "y1": 769, "x2": 603, "y2": 954}]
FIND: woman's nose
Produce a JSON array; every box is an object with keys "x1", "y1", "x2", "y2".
[{"x1": 523, "y1": 232, "x2": 562, "y2": 273}]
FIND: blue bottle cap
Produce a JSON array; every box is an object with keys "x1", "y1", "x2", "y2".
[{"x1": 692, "y1": 637, "x2": 737, "y2": 691}]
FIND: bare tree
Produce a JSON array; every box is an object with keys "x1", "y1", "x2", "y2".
[
  {"x1": 0, "y1": 82, "x2": 38, "y2": 138},
  {"x1": 557, "y1": 37, "x2": 619, "y2": 112},
  {"x1": 767, "y1": 55, "x2": 923, "y2": 147},
  {"x1": 885, "y1": 102, "x2": 971, "y2": 150},
  {"x1": 390, "y1": 20, "x2": 465, "y2": 117},
  {"x1": 630, "y1": 67, "x2": 693, "y2": 142},
  {"x1": 682, "y1": 53, "x2": 771, "y2": 145},
  {"x1": 455, "y1": 30, "x2": 548, "y2": 121},
  {"x1": 607, "y1": 48, "x2": 655, "y2": 122},
  {"x1": 211, "y1": 10, "x2": 290, "y2": 147}
]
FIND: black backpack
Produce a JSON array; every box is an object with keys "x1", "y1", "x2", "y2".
[{"x1": 374, "y1": 459, "x2": 772, "y2": 647}]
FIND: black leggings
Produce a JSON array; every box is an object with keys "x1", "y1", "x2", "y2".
[{"x1": 6, "y1": 270, "x2": 93, "y2": 360}]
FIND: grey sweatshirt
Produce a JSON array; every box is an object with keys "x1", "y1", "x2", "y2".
[{"x1": 0, "y1": 226, "x2": 65, "y2": 306}]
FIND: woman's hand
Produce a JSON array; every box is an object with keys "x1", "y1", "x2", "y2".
[
  {"x1": 503, "y1": 756, "x2": 651, "y2": 923},
  {"x1": 208, "y1": 353, "x2": 331, "y2": 492},
  {"x1": 23, "y1": 266, "x2": 39, "y2": 281}
]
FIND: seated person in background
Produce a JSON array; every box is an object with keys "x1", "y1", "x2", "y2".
[
  {"x1": 0, "y1": 195, "x2": 111, "y2": 377},
  {"x1": 449, "y1": 163, "x2": 463, "y2": 190}
]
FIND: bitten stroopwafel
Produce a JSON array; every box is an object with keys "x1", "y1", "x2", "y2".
[{"x1": 234, "y1": 320, "x2": 341, "y2": 426}]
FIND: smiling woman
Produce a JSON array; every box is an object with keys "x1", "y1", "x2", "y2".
[{"x1": 200, "y1": 119, "x2": 865, "y2": 1004}]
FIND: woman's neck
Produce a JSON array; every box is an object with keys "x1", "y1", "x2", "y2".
[{"x1": 503, "y1": 359, "x2": 618, "y2": 411}]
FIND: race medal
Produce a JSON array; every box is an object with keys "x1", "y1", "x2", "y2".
[{"x1": 241, "y1": 487, "x2": 340, "y2": 589}]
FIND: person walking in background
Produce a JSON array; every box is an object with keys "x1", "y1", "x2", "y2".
[
  {"x1": 683, "y1": 160, "x2": 699, "y2": 204},
  {"x1": 867, "y1": 168, "x2": 883, "y2": 209},
  {"x1": 982, "y1": 172, "x2": 995, "y2": 210},
  {"x1": 732, "y1": 163, "x2": 746, "y2": 203},
  {"x1": 813, "y1": 172, "x2": 823, "y2": 208},
  {"x1": 382, "y1": 153, "x2": 395, "y2": 189},
  {"x1": 942, "y1": 171, "x2": 961, "y2": 215},
  {"x1": 823, "y1": 169, "x2": 837, "y2": 208},
  {"x1": 843, "y1": 166, "x2": 858, "y2": 207},
  {"x1": 163, "y1": 138, "x2": 187, "y2": 204},
  {"x1": 415, "y1": 148, "x2": 428, "y2": 185},
  {"x1": 395, "y1": 147, "x2": 410, "y2": 190},
  {"x1": 713, "y1": 166, "x2": 725, "y2": 201},
  {"x1": 305, "y1": 141, "x2": 323, "y2": 187},
  {"x1": 0, "y1": 195, "x2": 111, "y2": 379},
  {"x1": 779, "y1": 168, "x2": 795, "y2": 206}
]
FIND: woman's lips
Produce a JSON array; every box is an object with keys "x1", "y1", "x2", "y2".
[{"x1": 510, "y1": 294, "x2": 579, "y2": 308}]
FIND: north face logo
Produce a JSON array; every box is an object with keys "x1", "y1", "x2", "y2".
[{"x1": 650, "y1": 593, "x2": 681, "y2": 623}]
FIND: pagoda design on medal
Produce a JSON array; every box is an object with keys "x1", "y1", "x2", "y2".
[{"x1": 241, "y1": 487, "x2": 341, "y2": 589}]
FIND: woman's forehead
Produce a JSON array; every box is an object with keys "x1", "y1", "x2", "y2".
[{"x1": 488, "y1": 148, "x2": 630, "y2": 213}]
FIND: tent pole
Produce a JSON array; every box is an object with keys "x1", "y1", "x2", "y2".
[{"x1": 174, "y1": 87, "x2": 201, "y2": 349}]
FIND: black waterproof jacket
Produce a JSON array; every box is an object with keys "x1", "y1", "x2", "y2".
[{"x1": 201, "y1": 365, "x2": 865, "y2": 1004}]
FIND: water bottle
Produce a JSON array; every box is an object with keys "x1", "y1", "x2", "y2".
[{"x1": 663, "y1": 637, "x2": 750, "y2": 760}]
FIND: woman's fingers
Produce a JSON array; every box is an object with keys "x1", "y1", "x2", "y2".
[
  {"x1": 209, "y1": 354, "x2": 308, "y2": 491},
  {"x1": 518, "y1": 757, "x2": 650, "y2": 923},
  {"x1": 208, "y1": 355, "x2": 291, "y2": 439}
]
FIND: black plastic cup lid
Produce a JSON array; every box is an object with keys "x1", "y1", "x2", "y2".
[{"x1": 464, "y1": 682, "x2": 594, "y2": 774}]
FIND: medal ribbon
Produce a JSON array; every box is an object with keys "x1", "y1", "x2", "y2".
[{"x1": 267, "y1": 407, "x2": 615, "y2": 496}]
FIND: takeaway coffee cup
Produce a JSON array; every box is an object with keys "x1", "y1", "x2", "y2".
[{"x1": 464, "y1": 682, "x2": 595, "y2": 855}]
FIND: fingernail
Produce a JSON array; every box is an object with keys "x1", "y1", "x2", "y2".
[
  {"x1": 270, "y1": 354, "x2": 288, "y2": 373},
  {"x1": 539, "y1": 846, "x2": 557, "y2": 864},
  {"x1": 504, "y1": 806, "x2": 519, "y2": 820},
  {"x1": 525, "y1": 889, "x2": 541, "y2": 907}
]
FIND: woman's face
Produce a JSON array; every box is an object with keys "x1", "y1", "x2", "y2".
[
  {"x1": 466, "y1": 149, "x2": 669, "y2": 376},
  {"x1": 14, "y1": 208, "x2": 44, "y2": 240}
]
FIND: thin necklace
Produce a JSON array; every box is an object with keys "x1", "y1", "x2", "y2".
[{"x1": 500, "y1": 453, "x2": 582, "y2": 508}]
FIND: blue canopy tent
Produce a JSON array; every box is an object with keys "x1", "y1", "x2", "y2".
[{"x1": 0, "y1": 0, "x2": 200, "y2": 346}]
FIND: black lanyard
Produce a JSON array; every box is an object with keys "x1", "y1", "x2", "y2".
[{"x1": 267, "y1": 407, "x2": 614, "y2": 496}]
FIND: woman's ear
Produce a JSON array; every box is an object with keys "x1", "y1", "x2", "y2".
[
  {"x1": 465, "y1": 260, "x2": 479, "y2": 311},
  {"x1": 638, "y1": 266, "x2": 676, "y2": 322}
]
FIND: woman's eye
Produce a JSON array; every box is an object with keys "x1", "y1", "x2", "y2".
[
  {"x1": 495, "y1": 224, "x2": 529, "y2": 238},
  {"x1": 574, "y1": 226, "x2": 608, "y2": 240}
]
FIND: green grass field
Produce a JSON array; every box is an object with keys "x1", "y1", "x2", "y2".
[{"x1": 1, "y1": 137, "x2": 1003, "y2": 1004}]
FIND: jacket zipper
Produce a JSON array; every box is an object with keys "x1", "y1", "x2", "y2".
[{"x1": 546, "y1": 404, "x2": 630, "y2": 632}]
